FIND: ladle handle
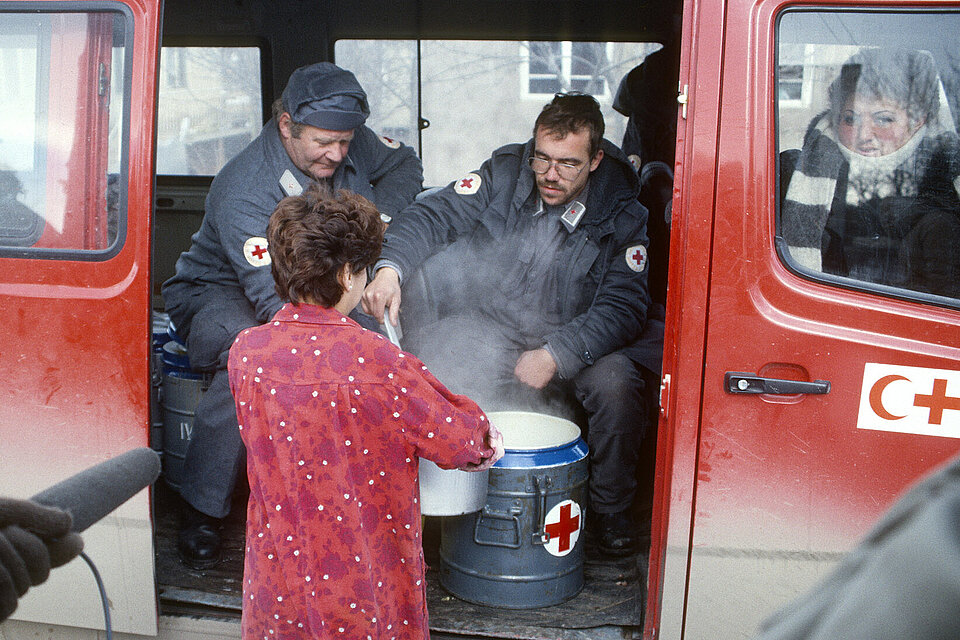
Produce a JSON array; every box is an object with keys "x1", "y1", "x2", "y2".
[{"x1": 381, "y1": 303, "x2": 402, "y2": 347}]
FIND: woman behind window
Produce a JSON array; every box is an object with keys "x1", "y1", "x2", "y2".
[
  {"x1": 228, "y1": 186, "x2": 503, "y2": 639},
  {"x1": 780, "y1": 47, "x2": 960, "y2": 299}
]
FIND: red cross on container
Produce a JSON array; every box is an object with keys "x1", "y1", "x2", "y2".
[
  {"x1": 545, "y1": 502, "x2": 580, "y2": 553},
  {"x1": 914, "y1": 379, "x2": 960, "y2": 425}
]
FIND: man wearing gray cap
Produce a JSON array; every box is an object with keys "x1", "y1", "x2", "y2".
[{"x1": 162, "y1": 62, "x2": 423, "y2": 569}]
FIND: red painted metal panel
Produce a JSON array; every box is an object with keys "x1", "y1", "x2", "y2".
[
  {"x1": 644, "y1": 0, "x2": 727, "y2": 637},
  {"x1": 675, "y1": 1, "x2": 960, "y2": 638},
  {"x1": 0, "y1": 0, "x2": 161, "y2": 633}
]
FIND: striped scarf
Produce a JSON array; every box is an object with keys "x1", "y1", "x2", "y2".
[{"x1": 781, "y1": 113, "x2": 960, "y2": 271}]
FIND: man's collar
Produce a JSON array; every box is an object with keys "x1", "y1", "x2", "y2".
[
  {"x1": 531, "y1": 181, "x2": 590, "y2": 233},
  {"x1": 332, "y1": 152, "x2": 357, "y2": 181}
]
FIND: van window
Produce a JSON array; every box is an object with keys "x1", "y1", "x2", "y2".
[
  {"x1": 0, "y1": 10, "x2": 129, "y2": 257},
  {"x1": 336, "y1": 40, "x2": 657, "y2": 186},
  {"x1": 156, "y1": 46, "x2": 263, "y2": 176},
  {"x1": 522, "y1": 42, "x2": 617, "y2": 98},
  {"x1": 777, "y1": 10, "x2": 960, "y2": 304}
]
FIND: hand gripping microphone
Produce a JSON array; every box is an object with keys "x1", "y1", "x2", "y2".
[{"x1": 30, "y1": 448, "x2": 161, "y2": 532}]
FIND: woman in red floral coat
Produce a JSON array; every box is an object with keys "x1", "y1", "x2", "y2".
[{"x1": 228, "y1": 187, "x2": 503, "y2": 639}]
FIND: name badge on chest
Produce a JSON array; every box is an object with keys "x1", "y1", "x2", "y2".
[
  {"x1": 279, "y1": 169, "x2": 303, "y2": 197},
  {"x1": 561, "y1": 201, "x2": 586, "y2": 232}
]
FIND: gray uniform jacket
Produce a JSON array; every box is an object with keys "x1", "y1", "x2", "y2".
[
  {"x1": 382, "y1": 138, "x2": 650, "y2": 380},
  {"x1": 754, "y1": 452, "x2": 960, "y2": 640},
  {"x1": 162, "y1": 119, "x2": 422, "y2": 326}
]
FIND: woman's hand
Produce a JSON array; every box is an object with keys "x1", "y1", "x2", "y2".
[{"x1": 460, "y1": 423, "x2": 504, "y2": 472}]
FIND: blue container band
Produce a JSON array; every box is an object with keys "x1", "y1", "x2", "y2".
[
  {"x1": 162, "y1": 367, "x2": 207, "y2": 381},
  {"x1": 161, "y1": 341, "x2": 193, "y2": 370},
  {"x1": 166, "y1": 321, "x2": 186, "y2": 346},
  {"x1": 494, "y1": 437, "x2": 588, "y2": 470}
]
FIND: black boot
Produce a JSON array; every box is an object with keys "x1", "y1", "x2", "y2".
[
  {"x1": 178, "y1": 503, "x2": 223, "y2": 570},
  {"x1": 596, "y1": 509, "x2": 638, "y2": 557}
]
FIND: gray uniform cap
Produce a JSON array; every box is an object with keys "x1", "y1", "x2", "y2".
[{"x1": 281, "y1": 62, "x2": 370, "y2": 131}]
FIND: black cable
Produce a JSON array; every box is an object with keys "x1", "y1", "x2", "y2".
[{"x1": 80, "y1": 551, "x2": 112, "y2": 640}]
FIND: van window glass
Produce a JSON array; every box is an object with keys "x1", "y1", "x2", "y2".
[
  {"x1": 777, "y1": 10, "x2": 960, "y2": 304},
  {"x1": 0, "y1": 11, "x2": 128, "y2": 257},
  {"x1": 156, "y1": 47, "x2": 262, "y2": 175},
  {"x1": 336, "y1": 40, "x2": 658, "y2": 186}
]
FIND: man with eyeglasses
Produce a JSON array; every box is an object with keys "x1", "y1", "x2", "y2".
[{"x1": 363, "y1": 92, "x2": 652, "y2": 556}]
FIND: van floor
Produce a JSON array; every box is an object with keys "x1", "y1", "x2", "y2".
[{"x1": 155, "y1": 481, "x2": 647, "y2": 639}]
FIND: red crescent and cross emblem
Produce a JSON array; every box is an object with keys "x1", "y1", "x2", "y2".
[{"x1": 858, "y1": 363, "x2": 960, "y2": 438}]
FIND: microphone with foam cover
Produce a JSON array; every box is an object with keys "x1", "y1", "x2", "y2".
[{"x1": 30, "y1": 448, "x2": 161, "y2": 532}]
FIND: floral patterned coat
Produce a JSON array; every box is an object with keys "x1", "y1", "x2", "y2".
[{"x1": 228, "y1": 303, "x2": 493, "y2": 639}]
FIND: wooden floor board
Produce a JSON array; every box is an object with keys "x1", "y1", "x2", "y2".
[{"x1": 155, "y1": 479, "x2": 647, "y2": 639}]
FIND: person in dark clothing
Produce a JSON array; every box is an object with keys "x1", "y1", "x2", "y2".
[
  {"x1": 161, "y1": 62, "x2": 423, "y2": 569},
  {"x1": 753, "y1": 452, "x2": 960, "y2": 640},
  {"x1": 0, "y1": 497, "x2": 83, "y2": 622},
  {"x1": 612, "y1": 40, "x2": 679, "y2": 377},
  {"x1": 613, "y1": 40, "x2": 681, "y2": 172},
  {"x1": 780, "y1": 47, "x2": 960, "y2": 299},
  {"x1": 362, "y1": 93, "x2": 652, "y2": 556},
  {"x1": 0, "y1": 171, "x2": 45, "y2": 248}
]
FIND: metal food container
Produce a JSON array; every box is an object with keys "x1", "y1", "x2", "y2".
[{"x1": 439, "y1": 411, "x2": 588, "y2": 608}]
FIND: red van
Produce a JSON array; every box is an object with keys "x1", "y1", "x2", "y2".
[
  {"x1": 649, "y1": 3, "x2": 960, "y2": 637},
  {"x1": 0, "y1": 0, "x2": 957, "y2": 639}
]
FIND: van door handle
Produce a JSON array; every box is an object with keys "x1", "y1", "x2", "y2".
[{"x1": 724, "y1": 372, "x2": 831, "y2": 395}]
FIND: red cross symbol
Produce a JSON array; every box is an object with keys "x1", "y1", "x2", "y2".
[
  {"x1": 545, "y1": 503, "x2": 580, "y2": 553},
  {"x1": 459, "y1": 177, "x2": 474, "y2": 189},
  {"x1": 913, "y1": 378, "x2": 960, "y2": 425},
  {"x1": 632, "y1": 249, "x2": 644, "y2": 265},
  {"x1": 251, "y1": 244, "x2": 267, "y2": 260}
]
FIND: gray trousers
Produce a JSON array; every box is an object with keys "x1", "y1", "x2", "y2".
[
  {"x1": 404, "y1": 315, "x2": 649, "y2": 514},
  {"x1": 168, "y1": 291, "x2": 259, "y2": 518}
]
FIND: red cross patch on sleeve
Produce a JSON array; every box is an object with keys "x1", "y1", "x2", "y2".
[
  {"x1": 625, "y1": 244, "x2": 647, "y2": 273},
  {"x1": 379, "y1": 135, "x2": 401, "y2": 149},
  {"x1": 454, "y1": 173, "x2": 482, "y2": 195},
  {"x1": 243, "y1": 237, "x2": 272, "y2": 267}
]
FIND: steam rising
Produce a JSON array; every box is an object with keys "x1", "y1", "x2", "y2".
[{"x1": 398, "y1": 226, "x2": 577, "y2": 422}]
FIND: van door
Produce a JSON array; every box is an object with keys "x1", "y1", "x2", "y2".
[
  {"x1": 663, "y1": 2, "x2": 960, "y2": 638},
  {"x1": 0, "y1": 2, "x2": 160, "y2": 634}
]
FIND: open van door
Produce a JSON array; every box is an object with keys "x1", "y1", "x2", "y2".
[
  {"x1": 0, "y1": 1, "x2": 160, "y2": 634},
  {"x1": 654, "y1": 1, "x2": 960, "y2": 637}
]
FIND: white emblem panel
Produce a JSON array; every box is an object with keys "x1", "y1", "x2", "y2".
[
  {"x1": 243, "y1": 237, "x2": 271, "y2": 268},
  {"x1": 625, "y1": 244, "x2": 647, "y2": 273},
  {"x1": 454, "y1": 173, "x2": 482, "y2": 195},
  {"x1": 857, "y1": 363, "x2": 960, "y2": 439},
  {"x1": 542, "y1": 499, "x2": 581, "y2": 557}
]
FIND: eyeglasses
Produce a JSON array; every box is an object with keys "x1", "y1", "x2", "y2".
[{"x1": 528, "y1": 156, "x2": 585, "y2": 181}]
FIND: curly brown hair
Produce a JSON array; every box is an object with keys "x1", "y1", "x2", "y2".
[{"x1": 267, "y1": 185, "x2": 384, "y2": 306}]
